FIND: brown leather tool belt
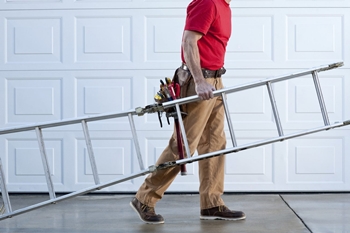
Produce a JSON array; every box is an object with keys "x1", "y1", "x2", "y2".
[{"x1": 180, "y1": 63, "x2": 226, "y2": 78}]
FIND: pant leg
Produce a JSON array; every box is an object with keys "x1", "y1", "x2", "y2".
[
  {"x1": 198, "y1": 78, "x2": 226, "y2": 209},
  {"x1": 135, "y1": 75, "x2": 220, "y2": 207}
]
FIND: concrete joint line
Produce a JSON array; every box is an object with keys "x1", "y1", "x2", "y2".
[{"x1": 279, "y1": 195, "x2": 313, "y2": 233}]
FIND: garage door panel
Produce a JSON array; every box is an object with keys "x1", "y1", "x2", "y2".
[
  {"x1": 6, "y1": 17, "x2": 62, "y2": 64},
  {"x1": 75, "y1": 16, "x2": 132, "y2": 63},
  {"x1": 226, "y1": 15, "x2": 273, "y2": 63},
  {"x1": 6, "y1": 78, "x2": 63, "y2": 124},
  {"x1": 145, "y1": 16, "x2": 184, "y2": 63},
  {"x1": 287, "y1": 137, "x2": 344, "y2": 185},
  {"x1": 6, "y1": 136, "x2": 64, "y2": 192},
  {"x1": 287, "y1": 14, "x2": 344, "y2": 62}
]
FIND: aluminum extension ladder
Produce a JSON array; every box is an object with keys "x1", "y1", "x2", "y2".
[{"x1": 0, "y1": 61, "x2": 349, "y2": 221}]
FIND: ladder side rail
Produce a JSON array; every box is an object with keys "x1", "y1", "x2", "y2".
[
  {"x1": 81, "y1": 120, "x2": 100, "y2": 185},
  {"x1": 312, "y1": 71, "x2": 330, "y2": 126},
  {"x1": 1, "y1": 119, "x2": 349, "y2": 221},
  {"x1": 162, "y1": 62, "x2": 343, "y2": 110},
  {"x1": 35, "y1": 127, "x2": 56, "y2": 200},
  {"x1": 175, "y1": 104, "x2": 190, "y2": 158},
  {"x1": 0, "y1": 110, "x2": 136, "y2": 135},
  {"x1": 0, "y1": 169, "x2": 151, "y2": 220},
  {"x1": 266, "y1": 82, "x2": 284, "y2": 137},
  {"x1": 0, "y1": 158, "x2": 12, "y2": 214},
  {"x1": 221, "y1": 93, "x2": 237, "y2": 147},
  {"x1": 128, "y1": 113, "x2": 145, "y2": 170},
  {"x1": 173, "y1": 121, "x2": 346, "y2": 167},
  {"x1": 0, "y1": 62, "x2": 343, "y2": 136}
]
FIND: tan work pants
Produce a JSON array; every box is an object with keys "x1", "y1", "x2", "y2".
[{"x1": 136, "y1": 69, "x2": 226, "y2": 210}]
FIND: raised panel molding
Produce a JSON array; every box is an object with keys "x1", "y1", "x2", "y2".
[
  {"x1": 225, "y1": 138, "x2": 273, "y2": 184},
  {"x1": 75, "y1": 16, "x2": 131, "y2": 63},
  {"x1": 295, "y1": 147, "x2": 335, "y2": 174},
  {"x1": 6, "y1": 17, "x2": 62, "y2": 64},
  {"x1": 227, "y1": 15, "x2": 273, "y2": 62},
  {"x1": 145, "y1": 16, "x2": 184, "y2": 63},
  {"x1": 287, "y1": 15, "x2": 343, "y2": 61},
  {"x1": 7, "y1": 139, "x2": 63, "y2": 187},
  {"x1": 287, "y1": 138, "x2": 343, "y2": 184},
  {"x1": 76, "y1": 137, "x2": 133, "y2": 185},
  {"x1": 84, "y1": 147, "x2": 125, "y2": 175},
  {"x1": 75, "y1": 76, "x2": 132, "y2": 118},
  {"x1": 223, "y1": 75, "x2": 275, "y2": 129},
  {"x1": 287, "y1": 75, "x2": 343, "y2": 124},
  {"x1": 15, "y1": 87, "x2": 54, "y2": 115},
  {"x1": 6, "y1": 78, "x2": 62, "y2": 123},
  {"x1": 15, "y1": 148, "x2": 55, "y2": 176}
]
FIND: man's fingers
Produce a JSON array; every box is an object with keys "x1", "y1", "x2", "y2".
[
  {"x1": 196, "y1": 82, "x2": 215, "y2": 100},
  {"x1": 198, "y1": 90, "x2": 214, "y2": 100}
]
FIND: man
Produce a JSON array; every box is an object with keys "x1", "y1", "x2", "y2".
[{"x1": 130, "y1": 0, "x2": 246, "y2": 224}]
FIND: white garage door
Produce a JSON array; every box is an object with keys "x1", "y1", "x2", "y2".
[{"x1": 0, "y1": 1, "x2": 349, "y2": 193}]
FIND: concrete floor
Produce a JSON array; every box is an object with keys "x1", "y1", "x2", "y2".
[{"x1": 0, "y1": 193, "x2": 349, "y2": 233}]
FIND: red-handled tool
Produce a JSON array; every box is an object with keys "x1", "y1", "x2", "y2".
[{"x1": 166, "y1": 78, "x2": 187, "y2": 175}]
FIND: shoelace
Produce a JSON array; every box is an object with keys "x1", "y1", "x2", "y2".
[
  {"x1": 218, "y1": 205, "x2": 229, "y2": 212},
  {"x1": 141, "y1": 204, "x2": 155, "y2": 214}
]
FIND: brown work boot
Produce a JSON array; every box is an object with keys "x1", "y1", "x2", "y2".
[
  {"x1": 130, "y1": 197, "x2": 164, "y2": 224},
  {"x1": 200, "y1": 205, "x2": 246, "y2": 221}
]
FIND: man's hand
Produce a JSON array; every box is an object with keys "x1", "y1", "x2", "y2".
[{"x1": 195, "y1": 79, "x2": 216, "y2": 100}]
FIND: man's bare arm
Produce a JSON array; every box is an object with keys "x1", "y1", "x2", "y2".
[{"x1": 182, "y1": 30, "x2": 215, "y2": 100}]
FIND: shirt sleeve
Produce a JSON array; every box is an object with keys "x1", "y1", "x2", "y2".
[{"x1": 184, "y1": 0, "x2": 217, "y2": 35}]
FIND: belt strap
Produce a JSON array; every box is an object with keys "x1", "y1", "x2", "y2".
[{"x1": 181, "y1": 63, "x2": 226, "y2": 78}]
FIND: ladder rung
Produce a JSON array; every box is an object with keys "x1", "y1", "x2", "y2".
[
  {"x1": 266, "y1": 82, "x2": 284, "y2": 137},
  {"x1": 221, "y1": 93, "x2": 237, "y2": 147},
  {"x1": 128, "y1": 113, "x2": 145, "y2": 170},
  {"x1": 312, "y1": 71, "x2": 330, "y2": 126},
  {"x1": 0, "y1": 158, "x2": 12, "y2": 214},
  {"x1": 81, "y1": 120, "x2": 100, "y2": 185},
  {"x1": 35, "y1": 127, "x2": 56, "y2": 200}
]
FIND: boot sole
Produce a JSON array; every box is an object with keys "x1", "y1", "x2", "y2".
[
  {"x1": 200, "y1": 215, "x2": 246, "y2": 221},
  {"x1": 129, "y1": 201, "x2": 165, "y2": 224}
]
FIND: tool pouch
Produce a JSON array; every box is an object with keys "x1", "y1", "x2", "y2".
[{"x1": 173, "y1": 67, "x2": 192, "y2": 115}]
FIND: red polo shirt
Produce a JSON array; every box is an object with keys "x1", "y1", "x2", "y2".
[{"x1": 181, "y1": 0, "x2": 231, "y2": 70}]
